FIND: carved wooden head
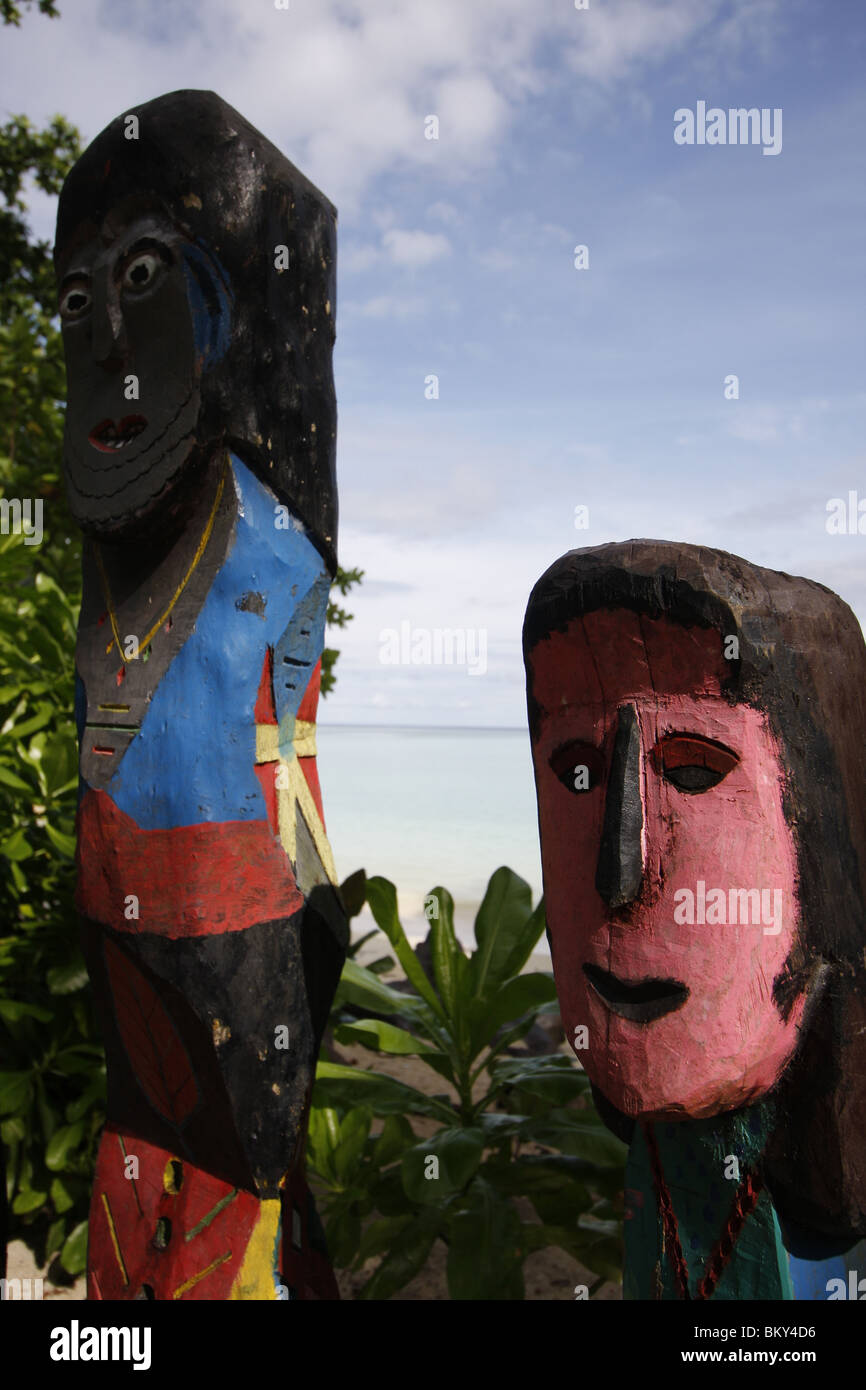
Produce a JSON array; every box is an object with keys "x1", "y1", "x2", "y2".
[
  {"x1": 54, "y1": 89, "x2": 338, "y2": 569},
  {"x1": 523, "y1": 541, "x2": 866, "y2": 1164}
]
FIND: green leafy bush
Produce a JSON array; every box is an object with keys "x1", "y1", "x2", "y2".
[
  {"x1": 0, "y1": 532, "x2": 104, "y2": 1278},
  {"x1": 307, "y1": 869, "x2": 626, "y2": 1299}
]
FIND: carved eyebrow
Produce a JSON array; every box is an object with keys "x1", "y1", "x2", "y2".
[
  {"x1": 58, "y1": 235, "x2": 173, "y2": 292},
  {"x1": 117, "y1": 235, "x2": 174, "y2": 266},
  {"x1": 652, "y1": 733, "x2": 740, "y2": 769},
  {"x1": 58, "y1": 267, "x2": 92, "y2": 290},
  {"x1": 650, "y1": 734, "x2": 740, "y2": 793}
]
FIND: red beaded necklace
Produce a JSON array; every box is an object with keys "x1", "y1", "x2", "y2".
[{"x1": 642, "y1": 1120, "x2": 764, "y2": 1300}]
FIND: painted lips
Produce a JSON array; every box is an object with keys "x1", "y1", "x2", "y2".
[
  {"x1": 89, "y1": 416, "x2": 147, "y2": 452},
  {"x1": 583, "y1": 963, "x2": 689, "y2": 1023}
]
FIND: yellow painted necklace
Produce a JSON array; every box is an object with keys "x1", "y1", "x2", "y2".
[{"x1": 96, "y1": 457, "x2": 229, "y2": 665}]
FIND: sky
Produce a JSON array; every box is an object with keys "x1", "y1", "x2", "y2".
[{"x1": 3, "y1": 0, "x2": 865, "y2": 728}]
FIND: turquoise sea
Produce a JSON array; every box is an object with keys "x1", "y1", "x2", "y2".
[{"x1": 316, "y1": 725, "x2": 544, "y2": 949}]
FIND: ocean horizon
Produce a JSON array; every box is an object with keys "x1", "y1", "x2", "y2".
[{"x1": 316, "y1": 723, "x2": 546, "y2": 954}]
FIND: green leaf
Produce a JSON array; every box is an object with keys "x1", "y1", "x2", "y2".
[
  {"x1": 325, "y1": 1202, "x2": 361, "y2": 1267},
  {"x1": 366, "y1": 955, "x2": 396, "y2": 975},
  {"x1": 334, "y1": 957, "x2": 425, "y2": 1020},
  {"x1": 307, "y1": 1106, "x2": 340, "y2": 1185},
  {"x1": 64, "y1": 1067, "x2": 105, "y2": 1123},
  {"x1": 427, "y1": 885, "x2": 468, "y2": 1022},
  {"x1": 59, "y1": 1220, "x2": 88, "y2": 1276},
  {"x1": 474, "y1": 1013, "x2": 537, "y2": 1076},
  {"x1": 365, "y1": 876, "x2": 447, "y2": 1023},
  {"x1": 358, "y1": 1209, "x2": 442, "y2": 1300},
  {"x1": 46, "y1": 958, "x2": 89, "y2": 994},
  {"x1": 51, "y1": 1049, "x2": 105, "y2": 1077},
  {"x1": 496, "y1": 894, "x2": 548, "y2": 989},
  {"x1": 340, "y1": 869, "x2": 367, "y2": 919},
  {"x1": 475, "y1": 1111, "x2": 524, "y2": 1141},
  {"x1": 401, "y1": 1126, "x2": 484, "y2": 1204},
  {"x1": 372, "y1": 1114, "x2": 416, "y2": 1168},
  {"x1": 0, "y1": 826, "x2": 32, "y2": 860},
  {"x1": 333, "y1": 1106, "x2": 373, "y2": 1185},
  {"x1": 0, "y1": 764, "x2": 31, "y2": 790},
  {"x1": 469, "y1": 867, "x2": 537, "y2": 999},
  {"x1": 44, "y1": 821, "x2": 75, "y2": 857},
  {"x1": 1, "y1": 705, "x2": 53, "y2": 740},
  {"x1": 414, "y1": 1051, "x2": 458, "y2": 1085},
  {"x1": 491, "y1": 1054, "x2": 592, "y2": 1106},
  {"x1": 313, "y1": 1061, "x2": 457, "y2": 1126},
  {"x1": 12, "y1": 1186, "x2": 48, "y2": 1214},
  {"x1": 495, "y1": 1051, "x2": 589, "y2": 1084},
  {"x1": 518, "y1": 1112, "x2": 628, "y2": 1167},
  {"x1": 46, "y1": 1216, "x2": 67, "y2": 1259},
  {"x1": 467, "y1": 971, "x2": 557, "y2": 1055},
  {"x1": 353, "y1": 1215, "x2": 414, "y2": 1266},
  {"x1": 481, "y1": 1156, "x2": 594, "y2": 1221},
  {"x1": 334, "y1": 1017, "x2": 436, "y2": 1057},
  {"x1": 45, "y1": 1120, "x2": 85, "y2": 1171},
  {"x1": 446, "y1": 1177, "x2": 524, "y2": 1300},
  {"x1": 1, "y1": 1115, "x2": 26, "y2": 1143},
  {"x1": 50, "y1": 1174, "x2": 76, "y2": 1214},
  {"x1": 0, "y1": 998, "x2": 53, "y2": 1022},
  {"x1": 0, "y1": 1069, "x2": 31, "y2": 1115}
]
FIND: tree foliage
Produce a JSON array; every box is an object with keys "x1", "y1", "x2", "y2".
[{"x1": 1, "y1": 0, "x2": 59, "y2": 27}]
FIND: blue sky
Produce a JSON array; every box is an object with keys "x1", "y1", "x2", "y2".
[{"x1": 3, "y1": 0, "x2": 864, "y2": 727}]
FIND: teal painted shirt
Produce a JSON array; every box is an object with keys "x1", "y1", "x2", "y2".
[{"x1": 623, "y1": 1111, "x2": 793, "y2": 1300}]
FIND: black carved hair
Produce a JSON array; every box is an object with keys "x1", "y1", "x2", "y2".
[
  {"x1": 523, "y1": 540, "x2": 866, "y2": 1250},
  {"x1": 54, "y1": 89, "x2": 339, "y2": 572}
]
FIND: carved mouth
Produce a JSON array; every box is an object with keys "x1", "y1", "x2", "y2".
[
  {"x1": 583, "y1": 963, "x2": 689, "y2": 1023},
  {"x1": 89, "y1": 416, "x2": 148, "y2": 452}
]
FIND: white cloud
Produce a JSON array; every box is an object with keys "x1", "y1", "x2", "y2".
[
  {"x1": 382, "y1": 228, "x2": 451, "y2": 267},
  {"x1": 349, "y1": 293, "x2": 428, "y2": 319},
  {"x1": 565, "y1": 0, "x2": 714, "y2": 84},
  {"x1": 340, "y1": 242, "x2": 381, "y2": 273},
  {"x1": 427, "y1": 200, "x2": 462, "y2": 225},
  {"x1": 1, "y1": 0, "x2": 787, "y2": 216}
]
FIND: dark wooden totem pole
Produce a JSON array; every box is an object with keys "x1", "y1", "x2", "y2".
[
  {"x1": 55, "y1": 89, "x2": 347, "y2": 1300},
  {"x1": 524, "y1": 541, "x2": 866, "y2": 1299}
]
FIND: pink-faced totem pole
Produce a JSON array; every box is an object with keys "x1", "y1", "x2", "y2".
[
  {"x1": 524, "y1": 541, "x2": 866, "y2": 1299},
  {"x1": 55, "y1": 90, "x2": 347, "y2": 1300}
]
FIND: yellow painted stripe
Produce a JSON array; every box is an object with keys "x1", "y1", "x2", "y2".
[
  {"x1": 172, "y1": 1250, "x2": 232, "y2": 1299},
  {"x1": 255, "y1": 724, "x2": 280, "y2": 763},
  {"x1": 274, "y1": 756, "x2": 297, "y2": 864},
  {"x1": 275, "y1": 756, "x2": 337, "y2": 885},
  {"x1": 255, "y1": 720, "x2": 317, "y2": 762},
  {"x1": 101, "y1": 1192, "x2": 128, "y2": 1286},
  {"x1": 291, "y1": 758, "x2": 336, "y2": 881},
  {"x1": 293, "y1": 721, "x2": 317, "y2": 757},
  {"x1": 229, "y1": 1199, "x2": 282, "y2": 1301}
]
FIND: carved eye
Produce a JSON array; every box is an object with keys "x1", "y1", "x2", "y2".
[
  {"x1": 549, "y1": 740, "x2": 605, "y2": 795},
  {"x1": 652, "y1": 735, "x2": 739, "y2": 794},
  {"x1": 121, "y1": 249, "x2": 165, "y2": 293},
  {"x1": 59, "y1": 280, "x2": 91, "y2": 320}
]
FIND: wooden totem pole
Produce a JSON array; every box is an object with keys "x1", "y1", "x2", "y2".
[
  {"x1": 55, "y1": 90, "x2": 347, "y2": 1300},
  {"x1": 524, "y1": 541, "x2": 866, "y2": 1299}
]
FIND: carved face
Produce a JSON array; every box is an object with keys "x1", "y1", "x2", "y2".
[
  {"x1": 528, "y1": 608, "x2": 806, "y2": 1120},
  {"x1": 57, "y1": 208, "x2": 208, "y2": 536}
]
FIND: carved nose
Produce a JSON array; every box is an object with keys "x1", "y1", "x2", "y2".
[
  {"x1": 595, "y1": 703, "x2": 644, "y2": 909},
  {"x1": 91, "y1": 273, "x2": 126, "y2": 368}
]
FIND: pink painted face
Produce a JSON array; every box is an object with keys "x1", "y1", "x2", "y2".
[{"x1": 528, "y1": 609, "x2": 807, "y2": 1120}]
